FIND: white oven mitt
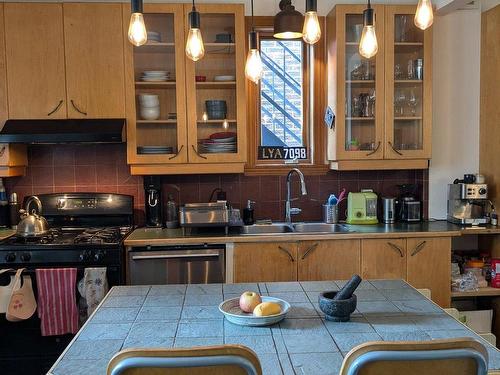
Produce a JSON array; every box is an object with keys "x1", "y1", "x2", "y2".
[{"x1": 78, "y1": 267, "x2": 109, "y2": 318}]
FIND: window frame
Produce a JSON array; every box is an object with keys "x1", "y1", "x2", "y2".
[{"x1": 245, "y1": 16, "x2": 328, "y2": 175}]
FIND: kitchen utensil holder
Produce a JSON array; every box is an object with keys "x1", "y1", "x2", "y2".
[{"x1": 323, "y1": 204, "x2": 339, "y2": 224}]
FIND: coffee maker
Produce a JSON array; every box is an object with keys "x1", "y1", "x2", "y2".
[
  {"x1": 397, "y1": 184, "x2": 422, "y2": 222},
  {"x1": 447, "y1": 180, "x2": 490, "y2": 225},
  {"x1": 144, "y1": 176, "x2": 162, "y2": 227}
]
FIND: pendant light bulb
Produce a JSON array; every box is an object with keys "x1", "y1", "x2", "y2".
[
  {"x1": 128, "y1": 0, "x2": 147, "y2": 46},
  {"x1": 359, "y1": 2, "x2": 378, "y2": 59},
  {"x1": 302, "y1": 0, "x2": 321, "y2": 44},
  {"x1": 245, "y1": 30, "x2": 263, "y2": 84},
  {"x1": 414, "y1": 0, "x2": 434, "y2": 30},
  {"x1": 186, "y1": 5, "x2": 205, "y2": 61}
]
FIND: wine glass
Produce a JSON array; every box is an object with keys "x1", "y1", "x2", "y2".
[
  {"x1": 407, "y1": 89, "x2": 419, "y2": 116},
  {"x1": 395, "y1": 90, "x2": 406, "y2": 116}
]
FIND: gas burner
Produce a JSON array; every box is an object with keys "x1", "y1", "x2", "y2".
[
  {"x1": 74, "y1": 227, "x2": 122, "y2": 244},
  {"x1": 10, "y1": 228, "x2": 62, "y2": 245}
]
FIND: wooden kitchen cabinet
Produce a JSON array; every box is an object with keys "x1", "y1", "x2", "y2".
[
  {"x1": 233, "y1": 242, "x2": 298, "y2": 282},
  {"x1": 124, "y1": 3, "x2": 246, "y2": 175},
  {"x1": 406, "y1": 237, "x2": 451, "y2": 307},
  {"x1": 64, "y1": 3, "x2": 126, "y2": 118},
  {"x1": 4, "y1": 3, "x2": 67, "y2": 119},
  {"x1": 326, "y1": 4, "x2": 432, "y2": 170},
  {"x1": 361, "y1": 238, "x2": 406, "y2": 279},
  {"x1": 298, "y1": 240, "x2": 361, "y2": 281}
]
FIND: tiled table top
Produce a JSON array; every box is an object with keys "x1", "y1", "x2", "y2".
[{"x1": 49, "y1": 280, "x2": 500, "y2": 375}]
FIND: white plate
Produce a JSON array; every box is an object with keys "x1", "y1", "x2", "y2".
[
  {"x1": 219, "y1": 296, "x2": 290, "y2": 326},
  {"x1": 141, "y1": 77, "x2": 169, "y2": 82},
  {"x1": 214, "y1": 75, "x2": 236, "y2": 82}
]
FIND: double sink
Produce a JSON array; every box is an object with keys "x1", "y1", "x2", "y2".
[{"x1": 240, "y1": 222, "x2": 354, "y2": 235}]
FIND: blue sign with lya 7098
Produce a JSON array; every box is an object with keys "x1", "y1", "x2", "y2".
[{"x1": 258, "y1": 146, "x2": 307, "y2": 160}]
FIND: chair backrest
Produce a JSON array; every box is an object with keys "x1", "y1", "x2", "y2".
[
  {"x1": 107, "y1": 345, "x2": 262, "y2": 375},
  {"x1": 339, "y1": 338, "x2": 488, "y2": 375}
]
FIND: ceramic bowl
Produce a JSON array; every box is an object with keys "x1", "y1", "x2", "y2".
[
  {"x1": 140, "y1": 106, "x2": 160, "y2": 120},
  {"x1": 318, "y1": 291, "x2": 357, "y2": 322}
]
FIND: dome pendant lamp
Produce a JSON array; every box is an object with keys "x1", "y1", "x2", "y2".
[
  {"x1": 245, "y1": 0, "x2": 264, "y2": 83},
  {"x1": 128, "y1": 0, "x2": 147, "y2": 46},
  {"x1": 274, "y1": 0, "x2": 304, "y2": 40},
  {"x1": 185, "y1": 0, "x2": 205, "y2": 61}
]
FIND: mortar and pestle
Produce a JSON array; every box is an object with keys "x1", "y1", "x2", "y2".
[{"x1": 318, "y1": 275, "x2": 361, "y2": 322}]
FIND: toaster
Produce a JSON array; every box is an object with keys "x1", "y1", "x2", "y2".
[{"x1": 346, "y1": 190, "x2": 379, "y2": 224}]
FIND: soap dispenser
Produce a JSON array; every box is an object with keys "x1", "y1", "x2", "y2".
[{"x1": 243, "y1": 200, "x2": 255, "y2": 225}]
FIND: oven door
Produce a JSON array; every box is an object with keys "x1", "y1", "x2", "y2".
[{"x1": 128, "y1": 245, "x2": 225, "y2": 285}]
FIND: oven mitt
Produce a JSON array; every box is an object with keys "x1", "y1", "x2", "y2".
[
  {"x1": 0, "y1": 269, "x2": 15, "y2": 313},
  {"x1": 79, "y1": 267, "x2": 108, "y2": 318},
  {"x1": 6, "y1": 268, "x2": 37, "y2": 322}
]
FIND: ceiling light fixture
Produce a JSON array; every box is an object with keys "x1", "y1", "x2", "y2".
[
  {"x1": 185, "y1": 0, "x2": 205, "y2": 61},
  {"x1": 128, "y1": 0, "x2": 147, "y2": 47},
  {"x1": 302, "y1": 0, "x2": 321, "y2": 44},
  {"x1": 359, "y1": 0, "x2": 378, "y2": 59},
  {"x1": 274, "y1": 0, "x2": 304, "y2": 39},
  {"x1": 414, "y1": 0, "x2": 434, "y2": 30},
  {"x1": 245, "y1": 0, "x2": 264, "y2": 83}
]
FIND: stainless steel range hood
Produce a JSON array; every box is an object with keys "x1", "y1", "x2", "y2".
[{"x1": 0, "y1": 119, "x2": 125, "y2": 144}]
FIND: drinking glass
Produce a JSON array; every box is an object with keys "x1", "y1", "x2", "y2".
[
  {"x1": 407, "y1": 89, "x2": 418, "y2": 116},
  {"x1": 395, "y1": 90, "x2": 406, "y2": 116}
]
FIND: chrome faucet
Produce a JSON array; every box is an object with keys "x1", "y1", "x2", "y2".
[{"x1": 285, "y1": 168, "x2": 307, "y2": 224}]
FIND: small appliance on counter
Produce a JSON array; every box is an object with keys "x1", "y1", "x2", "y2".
[
  {"x1": 397, "y1": 184, "x2": 422, "y2": 222},
  {"x1": 346, "y1": 190, "x2": 378, "y2": 224},
  {"x1": 179, "y1": 201, "x2": 230, "y2": 234},
  {"x1": 144, "y1": 175, "x2": 162, "y2": 227},
  {"x1": 382, "y1": 197, "x2": 396, "y2": 224},
  {"x1": 447, "y1": 175, "x2": 491, "y2": 225}
]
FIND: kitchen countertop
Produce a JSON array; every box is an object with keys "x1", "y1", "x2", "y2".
[
  {"x1": 49, "y1": 279, "x2": 500, "y2": 375},
  {"x1": 122, "y1": 221, "x2": 485, "y2": 246}
]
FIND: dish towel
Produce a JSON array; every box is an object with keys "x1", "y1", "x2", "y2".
[
  {"x1": 36, "y1": 268, "x2": 79, "y2": 336},
  {"x1": 78, "y1": 267, "x2": 108, "y2": 319}
]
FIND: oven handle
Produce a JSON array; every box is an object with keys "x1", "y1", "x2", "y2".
[{"x1": 131, "y1": 252, "x2": 221, "y2": 260}]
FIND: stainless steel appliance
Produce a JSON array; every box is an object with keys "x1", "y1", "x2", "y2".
[
  {"x1": 0, "y1": 192, "x2": 133, "y2": 375},
  {"x1": 447, "y1": 183, "x2": 490, "y2": 225},
  {"x1": 397, "y1": 184, "x2": 422, "y2": 222},
  {"x1": 179, "y1": 202, "x2": 230, "y2": 234},
  {"x1": 144, "y1": 175, "x2": 162, "y2": 227},
  {"x1": 382, "y1": 197, "x2": 396, "y2": 224},
  {"x1": 127, "y1": 244, "x2": 225, "y2": 285}
]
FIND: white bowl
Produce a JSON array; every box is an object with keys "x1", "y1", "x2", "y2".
[
  {"x1": 219, "y1": 296, "x2": 290, "y2": 326},
  {"x1": 140, "y1": 106, "x2": 160, "y2": 120}
]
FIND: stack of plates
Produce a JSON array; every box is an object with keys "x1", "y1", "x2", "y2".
[
  {"x1": 147, "y1": 31, "x2": 161, "y2": 43},
  {"x1": 214, "y1": 75, "x2": 236, "y2": 82},
  {"x1": 198, "y1": 132, "x2": 237, "y2": 154},
  {"x1": 137, "y1": 146, "x2": 174, "y2": 155},
  {"x1": 141, "y1": 71, "x2": 170, "y2": 82}
]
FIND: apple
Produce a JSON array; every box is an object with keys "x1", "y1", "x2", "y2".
[{"x1": 239, "y1": 291, "x2": 262, "y2": 313}]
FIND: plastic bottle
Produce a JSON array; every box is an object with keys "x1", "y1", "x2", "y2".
[
  {"x1": 243, "y1": 200, "x2": 255, "y2": 225},
  {"x1": 165, "y1": 194, "x2": 179, "y2": 229}
]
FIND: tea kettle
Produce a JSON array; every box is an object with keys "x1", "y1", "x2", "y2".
[{"x1": 17, "y1": 196, "x2": 50, "y2": 237}]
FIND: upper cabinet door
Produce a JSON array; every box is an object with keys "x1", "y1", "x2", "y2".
[
  {"x1": 0, "y1": 4, "x2": 8, "y2": 125},
  {"x1": 63, "y1": 3, "x2": 126, "y2": 118},
  {"x1": 384, "y1": 5, "x2": 432, "y2": 159},
  {"x1": 332, "y1": 5, "x2": 385, "y2": 160},
  {"x1": 4, "y1": 3, "x2": 67, "y2": 119}
]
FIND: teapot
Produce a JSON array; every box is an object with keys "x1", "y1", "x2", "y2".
[{"x1": 16, "y1": 196, "x2": 50, "y2": 237}]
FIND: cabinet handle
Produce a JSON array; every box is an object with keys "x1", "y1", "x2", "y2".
[
  {"x1": 70, "y1": 100, "x2": 87, "y2": 116},
  {"x1": 366, "y1": 141, "x2": 381, "y2": 156},
  {"x1": 191, "y1": 145, "x2": 207, "y2": 159},
  {"x1": 0, "y1": 146, "x2": 5, "y2": 157},
  {"x1": 301, "y1": 243, "x2": 319, "y2": 260},
  {"x1": 411, "y1": 241, "x2": 427, "y2": 257},
  {"x1": 388, "y1": 141, "x2": 403, "y2": 156},
  {"x1": 278, "y1": 246, "x2": 295, "y2": 262},
  {"x1": 168, "y1": 145, "x2": 184, "y2": 160},
  {"x1": 387, "y1": 242, "x2": 404, "y2": 257},
  {"x1": 47, "y1": 100, "x2": 63, "y2": 116}
]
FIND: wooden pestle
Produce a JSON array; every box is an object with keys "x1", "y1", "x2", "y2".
[{"x1": 333, "y1": 274, "x2": 362, "y2": 300}]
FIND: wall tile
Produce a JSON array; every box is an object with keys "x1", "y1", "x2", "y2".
[
  {"x1": 75, "y1": 166, "x2": 97, "y2": 186},
  {"x1": 54, "y1": 166, "x2": 76, "y2": 186},
  {"x1": 31, "y1": 166, "x2": 54, "y2": 187}
]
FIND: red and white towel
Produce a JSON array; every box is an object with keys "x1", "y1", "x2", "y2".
[{"x1": 36, "y1": 268, "x2": 79, "y2": 336}]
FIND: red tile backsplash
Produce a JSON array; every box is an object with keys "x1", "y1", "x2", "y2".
[{"x1": 4, "y1": 144, "x2": 429, "y2": 225}]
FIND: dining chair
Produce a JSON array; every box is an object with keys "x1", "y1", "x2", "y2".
[
  {"x1": 107, "y1": 345, "x2": 262, "y2": 375},
  {"x1": 339, "y1": 338, "x2": 488, "y2": 375}
]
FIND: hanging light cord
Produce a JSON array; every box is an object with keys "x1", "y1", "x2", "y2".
[
  {"x1": 251, "y1": 0, "x2": 255, "y2": 31},
  {"x1": 192, "y1": 0, "x2": 195, "y2": 12}
]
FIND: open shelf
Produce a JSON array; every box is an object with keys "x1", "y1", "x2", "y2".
[
  {"x1": 451, "y1": 287, "x2": 500, "y2": 298},
  {"x1": 196, "y1": 81, "x2": 236, "y2": 89},
  {"x1": 137, "y1": 120, "x2": 177, "y2": 124},
  {"x1": 135, "y1": 81, "x2": 176, "y2": 88}
]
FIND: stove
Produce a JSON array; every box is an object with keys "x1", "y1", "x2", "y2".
[{"x1": 0, "y1": 193, "x2": 134, "y2": 375}]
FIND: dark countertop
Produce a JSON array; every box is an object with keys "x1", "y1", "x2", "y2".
[
  {"x1": 121, "y1": 220, "x2": 498, "y2": 246},
  {"x1": 48, "y1": 279, "x2": 500, "y2": 375}
]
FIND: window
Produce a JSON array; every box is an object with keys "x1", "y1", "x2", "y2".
[{"x1": 245, "y1": 17, "x2": 327, "y2": 174}]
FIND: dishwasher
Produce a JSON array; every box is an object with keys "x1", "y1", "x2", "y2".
[{"x1": 127, "y1": 244, "x2": 225, "y2": 285}]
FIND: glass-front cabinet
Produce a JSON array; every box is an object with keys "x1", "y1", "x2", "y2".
[
  {"x1": 331, "y1": 5, "x2": 385, "y2": 160},
  {"x1": 184, "y1": 4, "x2": 246, "y2": 164},
  {"x1": 327, "y1": 4, "x2": 432, "y2": 169},
  {"x1": 385, "y1": 5, "x2": 431, "y2": 159}
]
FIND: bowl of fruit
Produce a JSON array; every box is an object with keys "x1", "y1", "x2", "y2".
[{"x1": 219, "y1": 291, "x2": 290, "y2": 326}]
